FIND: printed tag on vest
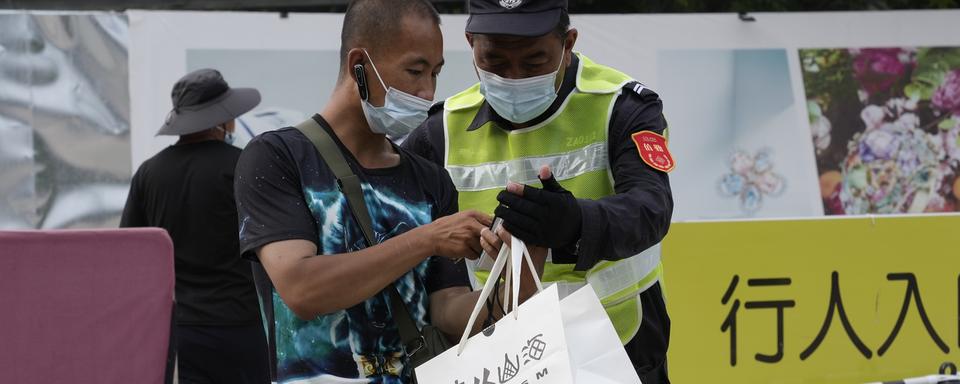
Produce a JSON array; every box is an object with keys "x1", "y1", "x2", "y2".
[{"x1": 631, "y1": 131, "x2": 675, "y2": 173}]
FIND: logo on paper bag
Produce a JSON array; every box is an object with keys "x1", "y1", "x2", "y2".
[{"x1": 453, "y1": 333, "x2": 550, "y2": 384}]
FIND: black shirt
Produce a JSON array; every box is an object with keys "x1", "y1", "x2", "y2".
[
  {"x1": 402, "y1": 54, "x2": 674, "y2": 383},
  {"x1": 120, "y1": 140, "x2": 261, "y2": 326},
  {"x1": 233, "y1": 116, "x2": 469, "y2": 382}
]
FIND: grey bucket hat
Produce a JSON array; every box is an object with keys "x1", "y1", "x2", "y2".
[{"x1": 157, "y1": 68, "x2": 261, "y2": 136}]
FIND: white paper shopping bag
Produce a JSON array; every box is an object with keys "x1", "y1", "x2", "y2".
[
  {"x1": 416, "y1": 284, "x2": 573, "y2": 384},
  {"x1": 415, "y1": 236, "x2": 641, "y2": 384},
  {"x1": 416, "y1": 239, "x2": 573, "y2": 384},
  {"x1": 562, "y1": 285, "x2": 642, "y2": 384}
]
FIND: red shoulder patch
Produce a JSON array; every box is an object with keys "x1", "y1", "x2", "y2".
[{"x1": 631, "y1": 131, "x2": 675, "y2": 173}]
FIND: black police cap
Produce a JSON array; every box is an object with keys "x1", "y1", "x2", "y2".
[{"x1": 466, "y1": 0, "x2": 568, "y2": 37}]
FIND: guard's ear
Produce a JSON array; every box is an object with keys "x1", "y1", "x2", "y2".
[{"x1": 563, "y1": 28, "x2": 579, "y2": 64}]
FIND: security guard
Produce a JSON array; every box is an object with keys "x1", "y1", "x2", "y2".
[{"x1": 402, "y1": 0, "x2": 674, "y2": 382}]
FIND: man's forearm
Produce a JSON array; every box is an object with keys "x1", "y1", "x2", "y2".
[
  {"x1": 261, "y1": 225, "x2": 435, "y2": 320},
  {"x1": 432, "y1": 288, "x2": 486, "y2": 337},
  {"x1": 431, "y1": 273, "x2": 541, "y2": 338}
]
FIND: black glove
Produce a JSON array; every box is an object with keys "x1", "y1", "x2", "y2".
[{"x1": 494, "y1": 174, "x2": 582, "y2": 249}]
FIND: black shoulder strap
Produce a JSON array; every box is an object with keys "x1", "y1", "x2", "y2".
[
  {"x1": 295, "y1": 118, "x2": 377, "y2": 243},
  {"x1": 294, "y1": 117, "x2": 425, "y2": 357}
]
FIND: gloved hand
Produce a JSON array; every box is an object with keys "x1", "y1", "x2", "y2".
[{"x1": 494, "y1": 167, "x2": 582, "y2": 249}]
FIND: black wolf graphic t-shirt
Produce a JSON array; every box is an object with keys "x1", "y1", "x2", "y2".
[{"x1": 235, "y1": 115, "x2": 470, "y2": 383}]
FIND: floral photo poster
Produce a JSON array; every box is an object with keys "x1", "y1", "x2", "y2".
[{"x1": 802, "y1": 47, "x2": 960, "y2": 215}]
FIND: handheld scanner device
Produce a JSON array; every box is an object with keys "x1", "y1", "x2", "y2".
[{"x1": 472, "y1": 216, "x2": 504, "y2": 267}]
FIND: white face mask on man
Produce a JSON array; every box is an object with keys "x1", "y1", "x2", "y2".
[
  {"x1": 359, "y1": 49, "x2": 433, "y2": 137},
  {"x1": 476, "y1": 49, "x2": 566, "y2": 124}
]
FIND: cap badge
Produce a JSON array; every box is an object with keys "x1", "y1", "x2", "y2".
[{"x1": 499, "y1": 0, "x2": 522, "y2": 9}]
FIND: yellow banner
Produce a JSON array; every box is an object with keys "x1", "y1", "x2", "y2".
[{"x1": 662, "y1": 215, "x2": 960, "y2": 383}]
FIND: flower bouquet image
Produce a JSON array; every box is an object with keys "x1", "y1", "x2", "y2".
[
  {"x1": 801, "y1": 47, "x2": 960, "y2": 214},
  {"x1": 717, "y1": 149, "x2": 786, "y2": 213}
]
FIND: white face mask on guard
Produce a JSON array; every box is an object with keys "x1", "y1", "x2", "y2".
[
  {"x1": 360, "y1": 49, "x2": 433, "y2": 137},
  {"x1": 476, "y1": 50, "x2": 566, "y2": 124}
]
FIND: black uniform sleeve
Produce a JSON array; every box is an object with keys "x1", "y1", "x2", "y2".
[
  {"x1": 404, "y1": 106, "x2": 472, "y2": 293},
  {"x1": 423, "y1": 164, "x2": 472, "y2": 293},
  {"x1": 119, "y1": 167, "x2": 147, "y2": 228},
  {"x1": 401, "y1": 104, "x2": 446, "y2": 165},
  {"x1": 234, "y1": 133, "x2": 319, "y2": 261},
  {"x1": 565, "y1": 84, "x2": 674, "y2": 271}
]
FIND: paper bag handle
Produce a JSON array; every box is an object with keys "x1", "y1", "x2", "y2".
[
  {"x1": 510, "y1": 236, "x2": 546, "y2": 317},
  {"x1": 455, "y1": 236, "x2": 544, "y2": 355}
]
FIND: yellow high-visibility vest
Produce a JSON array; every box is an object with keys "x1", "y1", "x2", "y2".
[{"x1": 442, "y1": 53, "x2": 663, "y2": 343}]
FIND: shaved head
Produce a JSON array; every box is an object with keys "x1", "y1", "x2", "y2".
[{"x1": 339, "y1": 0, "x2": 440, "y2": 78}]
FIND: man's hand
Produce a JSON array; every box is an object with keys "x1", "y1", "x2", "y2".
[
  {"x1": 480, "y1": 225, "x2": 548, "y2": 300},
  {"x1": 479, "y1": 223, "x2": 505, "y2": 258},
  {"x1": 480, "y1": 226, "x2": 548, "y2": 270},
  {"x1": 494, "y1": 166, "x2": 582, "y2": 250},
  {"x1": 420, "y1": 210, "x2": 491, "y2": 260}
]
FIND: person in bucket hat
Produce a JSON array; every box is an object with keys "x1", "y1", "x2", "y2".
[
  {"x1": 156, "y1": 68, "x2": 260, "y2": 138},
  {"x1": 122, "y1": 68, "x2": 268, "y2": 384}
]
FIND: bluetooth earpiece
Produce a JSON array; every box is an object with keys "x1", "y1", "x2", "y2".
[{"x1": 354, "y1": 64, "x2": 369, "y2": 101}]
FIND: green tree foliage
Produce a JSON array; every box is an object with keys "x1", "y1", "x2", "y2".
[{"x1": 562, "y1": 0, "x2": 958, "y2": 13}]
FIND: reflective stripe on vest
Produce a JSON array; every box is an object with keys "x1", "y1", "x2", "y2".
[
  {"x1": 445, "y1": 142, "x2": 608, "y2": 192},
  {"x1": 588, "y1": 243, "x2": 662, "y2": 305},
  {"x1": 444, "y1": 53, "x2": 663, "y2": 344}
]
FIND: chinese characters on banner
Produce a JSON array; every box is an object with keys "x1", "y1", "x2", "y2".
[
  {"x1": 662, "y1": 215, "x2": 960, "y2": 383},
  {"x1": 721, "y1": 272, "x2": 951, "y2": 366}
]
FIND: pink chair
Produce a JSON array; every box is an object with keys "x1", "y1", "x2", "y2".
[{"x1": 0, "y1": 228, "x2": 175, "y2": 383}]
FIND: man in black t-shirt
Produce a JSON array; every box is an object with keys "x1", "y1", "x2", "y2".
[
  {"x1": 234, "y1": 1, "x2": 545, "y2": 383},
  {"x1": 121, "y1": 69, "x2": 269, "y2": 383}
]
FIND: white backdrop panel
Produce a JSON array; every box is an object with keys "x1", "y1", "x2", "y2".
[{"x1": 129, "y1": 10, "x2": 960, "y2": 220}]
